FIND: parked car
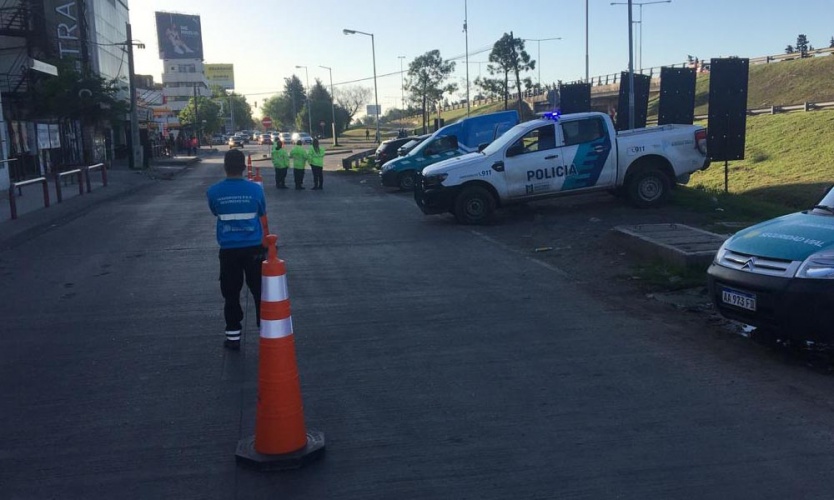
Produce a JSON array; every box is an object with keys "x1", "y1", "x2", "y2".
[
  {"x1": 397, "y1": 134, "x2": 430, "y2": 157},
  {"x1": 228, "y1": 136, "x2": 244, "y2": 149},
  {"x1": 381, "y1": 111, "x2": 519, "y2": 191},
  {"x1": 211, "y1": 134, "x2": 225, "y2": 145},
  {"x1": 292, "y1": 132, "x2": 313, "y2": 145},
  {"x1": 374, "y1": 136, "x2": 421, "y2": 170},
  {"x1": 707, "y1": 186, "x2": 834, "y2": 346}
]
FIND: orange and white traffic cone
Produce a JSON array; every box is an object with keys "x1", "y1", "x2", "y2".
[
  {"x1": 236, "y1": 234, "x2": 325, "y2": 471},
  {"x1": 253, "y1": 167, "x2": 263, "y2": 190}
]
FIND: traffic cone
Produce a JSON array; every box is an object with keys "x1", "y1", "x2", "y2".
[
  {"x1": 253, "y1": 167, "x2": 263, "y2": 190},
  {"x1": 236, "y1": 234, "x2": 325, "y2": 471}
]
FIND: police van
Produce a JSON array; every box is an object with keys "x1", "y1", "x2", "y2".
[
  {"x1": 414, "y1": 111, "x2": 710, "y2": 224},
  {"x1": 707, "y1": 187, "x2": 834, "y2": 345},
  {"x1": 380, "y1": 111, "x2": 518, "y2": 191}
]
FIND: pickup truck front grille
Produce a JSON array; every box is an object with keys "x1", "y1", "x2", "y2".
[{"x1": 719, "y1": 249, "x2": 800, "y2": 277}]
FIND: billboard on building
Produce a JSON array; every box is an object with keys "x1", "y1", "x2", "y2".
[
  {"x1": 43, "y1": 0, "x2": 86, "y2": 63},
  {"x1": 205, "y1": 64, "x2": 235, "y2": 90},
  {"x1": 155, "y1": 12, "x2": 204, "y2": 60}
]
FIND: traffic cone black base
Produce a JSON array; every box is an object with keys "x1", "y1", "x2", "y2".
[{"x1": 235, "y1": 430, "x2": 325, "y2": 471}]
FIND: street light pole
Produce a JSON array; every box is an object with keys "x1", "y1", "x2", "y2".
[
  {"x1": 524, "y1": 37, "x2": 562, "y2": 87},
  {"x1": 343, "y1": 29, "x2": 379, "y2": 143},
  {"x1": 397, "y1": 56, "x2": 406, "y2": 124},
  {"x1": 319, "y1": 65, "x2": 338, "y2": 146},
  {"x1": 464, "y1": 0, "x2": 470, "y2": 116},
  {"x1": 611, "y1": 0, "x2": 671, "y2": 72},
  {"x1": 295, "y1": 65, "x2": 312, "y2": 136}
]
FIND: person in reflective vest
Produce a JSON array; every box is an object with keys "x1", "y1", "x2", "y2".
[
  {"x1": 289, "y1": 140, "x2": 308, "y2": 190},
  {"x1": 308, "y1": 138, "x2": 326, "y2": 190},
  {"x1": 272, "y1": 140, "x2": 290, "y2": 189},
  {"x1": 206, "y1": 149, "x2": 268, "y2": 350}
]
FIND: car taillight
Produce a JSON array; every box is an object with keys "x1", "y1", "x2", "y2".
[{"x1": 695, "y1": 129, "x2": 707, "y2": 155}]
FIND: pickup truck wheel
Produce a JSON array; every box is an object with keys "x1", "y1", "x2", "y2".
[
  {"x1": 627, "y1": 167, "x2": 670, "y2": 208},
  {"x1": 398, "y1": 171, "x2": 416, "y2": 191},
  {"x1": 454, "y1": 186, "x2": 495, "y2": 225}
]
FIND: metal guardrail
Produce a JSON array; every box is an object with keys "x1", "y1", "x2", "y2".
[
  {"x1": 55, "y1": 168, "x2": 83, "y2": 203},
  {"x1": 341, "y1": 149, "x2": 375, "y2": 170},
  {"x1": 9, "y1": 176, "x2": 49, "y2": 220}
]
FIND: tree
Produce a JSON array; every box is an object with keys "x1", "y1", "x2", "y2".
[
  {"x1": 796, "y1": 34, "x2": 810, "y2": 58},
  {"x1": 178, "y1": 95, "x2": 221, "y2": 136},
  {"x1": 300, "y1": 78, "x2": 350, "y2": 137},
  {"x1": 484, "y1": 32, "x2": 535, "y2": 116},
  {"x1": 405, "y1": 50, "x2": 457, "y2": 133},
  {"x1": 213, "y1": 87, "x2": 253, "y2": 132},
  {"x1": 830, "y1": 36, "x2": 834, "y2": 48},
  {"x1": 785, "y1": 45, "x2": 795, "y2": 54},
  {"x1": 335, "y1": 85, "x2": 372, "y2": 125},
  {"x1": 33, "y1": 59, "x2": 127, "y2": 125}
]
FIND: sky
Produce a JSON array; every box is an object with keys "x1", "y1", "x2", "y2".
[{"x1": 130, "y1": 0, "x2": 834, "y2": 118}]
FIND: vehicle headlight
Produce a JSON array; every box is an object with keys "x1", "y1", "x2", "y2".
[
  {"x1": 423, "y1": 173, "x2": 448, "y2": 188},
  {"x1": 796, "y1": 251, "x2": 834, "y2": 279}
]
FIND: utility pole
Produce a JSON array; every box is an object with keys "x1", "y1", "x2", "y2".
[
  {"x1": 126, "y1": 22, "x2": 142, "y2": 169},
  {"x1": 464, "y1": 0, "x2": 470, "y2": 116}
]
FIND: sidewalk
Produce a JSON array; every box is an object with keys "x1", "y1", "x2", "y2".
[{"x1": 0, "y1": 149, "x2": 215, "y2": 250}]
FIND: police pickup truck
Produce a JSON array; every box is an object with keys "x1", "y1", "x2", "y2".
[{"x1": 414, "y1": 112, "x2": 710, "y2": 224}]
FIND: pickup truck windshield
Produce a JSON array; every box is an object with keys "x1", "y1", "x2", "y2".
[{"x1": 482, "y1": 122, "x2": 530, "y2": 156}]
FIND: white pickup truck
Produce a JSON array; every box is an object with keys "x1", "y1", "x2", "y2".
[{"x1": 414, "y1": 112, "x2": 710, "y2": 224}]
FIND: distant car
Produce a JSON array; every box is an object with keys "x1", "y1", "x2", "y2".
[
  {"x1": 270, "y1": 132, "x2": 281, "y2": 142},
  {"x1": 211, "y1": 134, "x2": 225, "y2": 145},
  {"x1": 374, "y1": 136, "x2": 421, "y2": 169},
  {"x1": 234, "y1": 133, "x2": 249, "y2": 145},
  {"x1": 279, "y1": 132, "x2": 293, "y2": 145},
  {"x1": 228, "y1": 136, "x2": 244, "y2": 149},
  {"x1": 291, "y1": 132, "x2": 313, "y2": 145},
  {"x1": 258, "y1": 133, "x2": 272, "y2": 145}
]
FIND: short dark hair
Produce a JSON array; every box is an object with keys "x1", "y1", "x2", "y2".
[{"x1": 224, "y1": 149, "x2": 246, "y2": 176}]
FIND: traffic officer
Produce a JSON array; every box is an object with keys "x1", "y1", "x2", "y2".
[
  {"x1": 272, "y1": 140, "x2": 290, "y2": 188},
  {"x1": 308, "y1": 138, "x2": 326, "y2": 190},
  {"x1": 289, "y1": 140, "x2": 308, "y2": 190},
  {"x1": 206, "y1": 149, "x2": 268, "y2": 350}
]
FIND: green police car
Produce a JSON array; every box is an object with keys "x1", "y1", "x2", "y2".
[{"x1": 707, "y1": 187, "x2": 834, "y2": 344}]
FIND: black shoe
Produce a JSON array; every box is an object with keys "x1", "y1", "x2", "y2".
[
  {"x1": 224, "y1": 339, "x2": 240, "y2": 350},
  {"x1": 280, "y1": 185, "x2": 288, "y2": 189},
  {"x1": 312, "y1": 186, "x2": 321, "y2": 190},
  {"x1": 296, "y1": 186, "x2": 305, "y2": 190}
]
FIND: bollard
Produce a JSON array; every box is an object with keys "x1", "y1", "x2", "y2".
[
  {"x1": 247, "y1": 154, "x2": 253, "y2": 180},
  {"x1": 236, "y1": 234, "x2": 325, "y2": 471}
]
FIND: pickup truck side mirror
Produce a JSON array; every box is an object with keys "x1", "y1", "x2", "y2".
[
  {"x1": 506, "y1": 143, "x2": 523, "y2": 157},
  {"x1": 477, "y1": 142, "x2": 489, "y2": 153}
]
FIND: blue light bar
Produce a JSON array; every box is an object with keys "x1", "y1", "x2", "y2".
[{"x1": 542, "y1": 110, "x2": 562, "y2": 121}]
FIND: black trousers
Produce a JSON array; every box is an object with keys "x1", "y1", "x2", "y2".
[
  {"x1": 275, "y1": 168, "x2": 288, "y2": 187},
  {"x1": 293, "y1": 168, "x2": 305, "y2": 188},
  {"x1": 311, "y1": 166, "x2": 323, "y2": 188},
  {"x1": 219, "y1": 245, "x2": 263, "y2": 332}
]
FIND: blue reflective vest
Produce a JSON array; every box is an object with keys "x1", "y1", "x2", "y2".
[{"x1": 206, "y1": 178, "x2": 266, "y2": 249}]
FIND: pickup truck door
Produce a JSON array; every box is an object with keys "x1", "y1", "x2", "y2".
[
  {"x1": 502, "y1": 123, "x2": 562, "y2": 198},
  {"x1": 557, "y1": 117, "x2": 616, "y2": 191}
]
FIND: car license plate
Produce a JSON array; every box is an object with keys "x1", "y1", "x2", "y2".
[{"x1": 721, "y1": 287, "x2": 757, "y2": 311}]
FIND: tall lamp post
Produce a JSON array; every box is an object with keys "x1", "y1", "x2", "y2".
[
  {"x1": 610, "y1": 0, "x2": 671, "y2": 72},
  {"x1": 397, "y1": 55, "x2": 406, "y2": 124},
  {"x1": 295, "y1": 65, "x2": 313, "y2": 136},
  {"x1": 523, "y1": 37, "x2": 562, "y2": 88},
  {"x1": 319, "y1": 65, "x2": 338, "y2": 146},
  {"x1": 343, "y1": 28, "x2": 379, "y2": 143}
]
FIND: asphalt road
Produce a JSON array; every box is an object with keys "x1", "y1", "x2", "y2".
[{"x1": 3, "y1": 152, "x2": 834, "y2": 499}]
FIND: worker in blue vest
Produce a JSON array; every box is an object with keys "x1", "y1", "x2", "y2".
[{"x1": 206, "y1": 149, "x2": 267, "y2": 350}]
